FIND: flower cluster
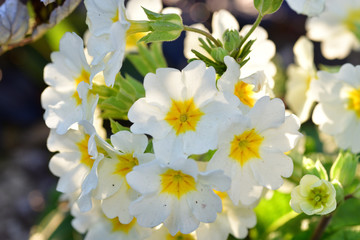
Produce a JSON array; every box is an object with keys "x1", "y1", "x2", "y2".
[{"x1": 37, "y1": 0, "x2": 360, "y2": 239}]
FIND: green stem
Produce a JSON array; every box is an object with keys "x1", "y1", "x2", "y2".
[
  {"x1": 236, "y1": 14, "x2": 263, "y2": 59},
  {"x1": 183, "y1": 25, "x2": 222, "y2": 47}
]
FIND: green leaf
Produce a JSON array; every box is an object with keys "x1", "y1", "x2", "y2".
[
  {"x1": 150, "y1": 42, "x2": 167, "y2": 68},
  {"x1": 254, "y1": 0, "x2": 284, "y2": 15},
  {"x1": 110, "y1": 119, "x2": 129, "y2": 133}
]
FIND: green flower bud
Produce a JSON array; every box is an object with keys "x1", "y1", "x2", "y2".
[
  {"x1": 302, "y1": 157, "x2": 329, "y2": 180},
  {"x1": 210, "y1": 47, "x2": 228, "y2": 63},
  {"x1": 223, "y1": 29, "x2": 241, "y2": 52},
  {"x1": 136, "y1": 8, "x2": 184, "y2": 43},
  {"x1": 330, "y1": 151, "x2": 358, "y2": 187}
]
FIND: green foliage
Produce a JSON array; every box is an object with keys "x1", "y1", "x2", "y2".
[
  {"x1": 253, "y1": 0, "x2": 284, "y2": 16},
  {"x1": 127, "y1": 42, "x2": 167, "y2": 76},
  {"x1": 93, "y1": 74, "x2": 145, "y2": 120},
  {"x1": 140, "y1": 8, "x2": 183, "y2": 43},
  {"x1": 110, "y1": 119, "x2": 129, "y2": 134}
]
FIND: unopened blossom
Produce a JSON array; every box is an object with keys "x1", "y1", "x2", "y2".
[
  {"x1": 85, "y1": 0, "x2": 130, "y2": 86},
  {"x1": 93, "y1": 131, "x2": 154, "y2": 224},
  {"x1": 290, "y1": 175, "x2": 336, "y2": 215},
  {"x1": 285, "y1": 36, "x2": 318, "y2": 123},
  {"x1": 218, "y1": 56, "x2": 273, "y2": 113},
  {"x1": 313, "y1": 64, "x2": 360, "y2": 153},
  {"x1": 196, "y1": 192, "x2": 257, "y2": 240},
  {"x1": 183, "y1": 10, "x2": 276, "y2": 83},
  {"x1": 127, "y1": 158, "x2": 231, "y2": 235},
  {"x1": 41, "y1": 32, "x2": 98, "y2": 135},
  {"x1": 128, "y1": 60, "x2": 239, "y2": 158},
  {"x1": 71, "y1": 200, "x2": 151, "y2": 240},
  {"x1": 286, "y1": 0, "x2": 325, "y2": 17},
  {"x1": 207, "y1": 96, "x2": 302, "y2": 205},
  {"x1": 306, "y1": 0, "x2": 360, "y2": 59}
]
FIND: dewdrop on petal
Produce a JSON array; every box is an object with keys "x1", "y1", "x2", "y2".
[{"x1": 290, "y1": 174, "x2": 336, "y2": 215}]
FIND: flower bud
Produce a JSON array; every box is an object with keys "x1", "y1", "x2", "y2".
[
  {"x1": 302, "y1": 157, "x2": 328, "y2": 180},
  {"x1": 330, "y1": 151, "x2": 358, "y2": 187},
  {"x1": 136, "y1": 8, "x2": 183, "y2": 43},
  {"x1": 223, "y1": 29, "x2": 241, "y2": 52},
  {"x1": 211, "y1": 47, "x2": 228, "y2": 63},
  {"x1": 331, "y1": 179, "x2": 344, "y2": 204},
  {"x1": 290, "y1": 174, "x2": 336, "y2": 215}
]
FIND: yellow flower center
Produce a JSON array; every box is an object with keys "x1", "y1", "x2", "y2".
[
  {"x1": 308, "y1": 185, "x2": 330, "y2": 208},
  {"x1": 76, "y1": 134, "x2": 95, "y2": 169},
  {"x1": 166, "y1": 232, "x2": 196, "y2": 240},
  {"x1": 229, "y1": 129, "x2": 264, "y2": 166},
  {"x1": 109, "y1": 217, "x2": 136, "y2": 233},
  {"x1": 126, "y1": 32, "x2": 148, "y2": 49},
  {"x1": 343, "y1": 9, "x2": 360, "y2": 33},
  {"x1": 160, "y1": 169, "x2": 197, "y2": 199},
  {"x1": 348, "y1": 88, "x2": 360, "y2": 118},
  {"x1": 164, "y1": 98, "x2": 204, "y2": 135},
  {"x1": 72, "y1": 68, "x2": 90, "y2": 105},
  {"x1": 234, "y1": 81, "x2": 255, "y2": 107},
  {"x1": 113, "y1": 153, "x2": 139, "y2": 177}
]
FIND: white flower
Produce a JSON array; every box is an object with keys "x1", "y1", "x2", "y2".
[
  {"x1": 0, "y1": 0, "x2": 29, "y2": 45},
  {"x1": 286, "y1": 0, "x2": 325, "y2": 17},
  {"x1": 196, "y1": 192, "x2": 257, "y2": 240},
  {"x1": 85, "y1": 0, "x2": 130, "y2": 86},
  {"x1": 71, "y1": 200, "x2": 151, "y2": 240},
  {"x1": 126, "y1": 157, "x2": 231, "y2": 235},
  {"x1": 290, "y1": 175, "x2": 336, "y2": 215},
  {"x1": 207, "y1": 96, "x2": 302, "y2": 205},
  {"x1": 285, "y1": 36, "x2": 318, "y2": 123},
  {"x1": 128, "y1": 60, "x2": 239, "y2": 158},
  {"x1": 48, "y1": 121, "x2": 102, "y2": 199},
  {"x1": 306, "y1": 0, "x2": 360, "y2": 59},
  {"x1": 93, "y1": 131, "x2": 154, "y2": 224},
  {"x1": 41, "y1": 32, "x2": 98, "y2": 135},
  {"x1": 218, "y1": 56, "x2": 273, "y2": 114},
  {"x1": 312, "y1": 64, "x2": 360, "y2": 153},
  {"x1": 146, "y1": 225, "x2": 197, "y2": 240}
]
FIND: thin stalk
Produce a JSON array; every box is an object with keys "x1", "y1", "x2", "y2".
[
  {"x1": 236, "y1": 14, "x2": 263, "y2": 59},
  {"x1": 183, "y1": 25, "x2": 222, "y2": 47},
  {"x1": 311, "y1": 214, "x2": 333, "y2": 240}
]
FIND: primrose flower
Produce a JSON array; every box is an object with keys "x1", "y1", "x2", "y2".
[
  {"x1": 126, "y1": 157, "x2": 231, "y2": 235},
  {"x1": 41, "y1": 32, "x2": 98, "y2": 135},
  {"x1": 47, "y1": 121, "x2": 103, "y2": 201},
  {"x1": 286, "y1": 0, "x2": 325, "y2": 17},
  {"x1": 85, "y1": 0, "x2": 130, "y2": 86},
  {"x1": 128, "y1": 60, "x2": 239, "y2": 158},
  {"x1": 218, "y1": 56, "x2": 273, "y2": 113},
  {"x1": 285, "y1": 36, "x2": 318, "y2": 123},
  {"x1": 146, "y1": 225, "x2": 196, "y2": 240},
  {"x1": 290, "y1": 175, "x2": 336, "y2": 215},
  {"x1": 306, "y1": 0, "x2": 360, "y2": 59},
  {"x1": 312, "y1": 64, "x2": 360, "y2": 153},
  {"x1": 93, "y1": 131, "x2": 154, "y2": 224},
  {"x1": 196, "y1": 192, "x2": 257, "y2": 240},
  {"x1": 207, "y1": 96, "x2": 302, "y2": 205},
  {"x1": 71, "y1": 200, "x2": 151, "y2": 240}
]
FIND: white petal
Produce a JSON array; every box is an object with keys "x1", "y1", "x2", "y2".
[{"x1": 111, "y1": 131, "x2": 148, "y2": 153}]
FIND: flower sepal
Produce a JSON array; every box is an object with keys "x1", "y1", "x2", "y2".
[
  {"x1": 136, "y1": 7, "x2": 184, "y2": 43},
  {"x1": 330, "y1": 151, "x2": 358, "y2": 188}
]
